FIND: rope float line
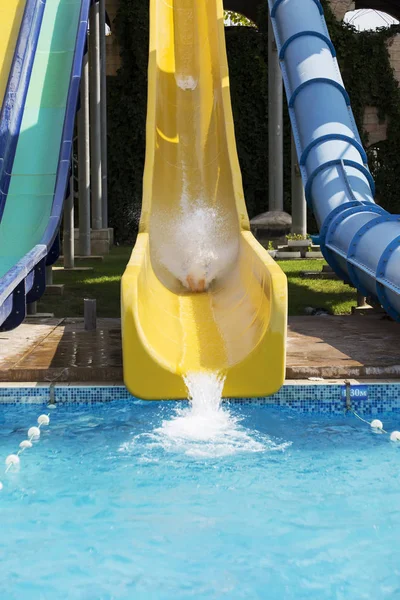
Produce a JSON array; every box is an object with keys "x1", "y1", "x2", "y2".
[
  {"x1": 345, "y1": 381, "x2": 400, "y2": 440},
  {"x1": 0, "y1": 411, "x2": 53, "y2": 490},
  {"x1": 351, "y1": 409, "x2": 400, "y2": 441},
  {"x1": 0, "y1": 393, "x2": 398, "y2": 490}
]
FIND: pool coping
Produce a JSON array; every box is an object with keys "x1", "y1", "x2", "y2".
[{"x1": 1, "y1": 380, "x2": 400, "y2": 414}]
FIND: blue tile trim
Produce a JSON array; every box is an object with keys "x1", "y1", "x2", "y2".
[
  {"x1": 0, "y1": 383, "x2": 400, "y2": 415},
  {"x1": 0, "y1": 386, "x2": 50, "y2": 405}
]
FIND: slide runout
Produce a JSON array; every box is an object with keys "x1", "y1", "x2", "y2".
[
  {"x1": 0, "y1": 0, "x2": 90, "y2": 330},
  {"x1": 122, "y1": 0, "x2": 287, "y2": 400},
  {"x1": 268, "y1": 0, "x2": 400, "y2": 320}
]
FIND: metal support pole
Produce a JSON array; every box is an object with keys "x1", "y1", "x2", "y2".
[
  {"x1": 89, "y1": 1, "x2": 102, "y2": 230},
  {"x1": 63, "y1": 171, "x2": 75, "y2": 269},
  {"x1": 291, "y1": 134, "x2": 307, "y2": 236},
  {"x1": 27, "y1": 302, "x2": 37, "y2": 316},
  {"x1": 99, "y1": 0, "x2": 108, "y2": 228},
  {"x1": 78, "y1": 48, "x2": 91, "y2": 256},
  {"x1": 357, "y1": 291, "x2": 367, "y2": 307},
  {"x1": 268, "y1": 13, "x2": 283, "y2": 211},
  {"x1": 46, "y1": 265, "x2": 53, "y2": 285}
]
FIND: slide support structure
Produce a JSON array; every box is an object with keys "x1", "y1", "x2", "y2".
[
  {"x1": 291, "y1": 134, "x2": 307, "y2": 236},
  {"x1": 100, "y1": 0, "x2": 108, "y2": 229},
  {"x1": 89, "y1": 0, "x2": 102, "y2": 231},
  {"x1": 268, "y1": 11, "x2": 283, "y2": 211},
  {"x1": 46, "y1": 266, "x2": 53, "y2": 286},
  {"x1": 78, "y1": 46, "x2": 92, "y2": 256},
  {"x1": 63, "y1": 170, "x2": 75, "y2": 270}
]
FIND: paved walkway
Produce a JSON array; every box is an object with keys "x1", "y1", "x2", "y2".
[{"x1": 0, "y1": 315, "x2": 399, "y2": 383}]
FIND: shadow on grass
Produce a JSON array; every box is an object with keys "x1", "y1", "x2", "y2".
[
  {"x1": 39, "y1": 276, "x2": 122, "y2": 318},
  {"x1": 38, "y1": 251, "x2": 356, "y2": 319},
  {"x1": 287, "y1": 279, "x2": 356, "y2": 316},
  {"x1": 37, "y1": 247, "x2": 130, "y2": 318}
]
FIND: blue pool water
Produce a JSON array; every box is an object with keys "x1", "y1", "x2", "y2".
[{"x1": 1, "y1": 398, "x2": 400, "y2": 599}]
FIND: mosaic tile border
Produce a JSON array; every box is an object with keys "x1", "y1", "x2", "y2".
[{"x1": 0, "y1": 381, "x2": 400, "y2": 414}]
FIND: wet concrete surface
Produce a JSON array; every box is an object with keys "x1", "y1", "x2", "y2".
[
  {"x1": 0, "y1": 319, "x2": 122, "y2": 383},
  {"x1": 0, "y1": 315, "x2": 399, "y2": 382},
  {"x1": 287, "y1": 315, "x2": 400, "y2": 379}
]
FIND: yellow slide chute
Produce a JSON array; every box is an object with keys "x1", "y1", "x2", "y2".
[{"x1": 121, "y1": 0, "x2": 287, "y2": 399}]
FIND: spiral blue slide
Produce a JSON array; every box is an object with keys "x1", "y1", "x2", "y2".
[{"x1": 269, "y1": 0, "x2": 400, "y2": 320}]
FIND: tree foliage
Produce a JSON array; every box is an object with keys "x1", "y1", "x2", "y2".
[
  {"x1": 224, "y1": 11, "x2": 256, "y2": 27},
  {"x1": 107, "y1": 0, "x2": 400, "y2": 242}
]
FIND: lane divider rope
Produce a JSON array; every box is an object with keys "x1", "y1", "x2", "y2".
[
  {"x1": 0, "y1": 408, "x2": 55, "y2": 491},
  {"x1": 351, "y1": 409, "x2": 400, "y2": 441}
]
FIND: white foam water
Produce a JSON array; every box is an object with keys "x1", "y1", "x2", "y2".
[
  {"x1": 153, "y1": 201, "x2": 239, "y2": 292},
  {"x1": 142, "y1": 372, "x2": 290, "y2": 458},
  {"x1": 175, "y1": 74, "x2": 198, "y2": 90}
]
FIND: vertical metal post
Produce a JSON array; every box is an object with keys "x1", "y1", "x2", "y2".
[
  {"x1": 99, "y1": 0, "x2": 108, "y2": 228},
  {"x1": 46, "y1": 265, "x2": 53, "y2": 285},
  {"x1": 78, "y1": 47, "x2": 91, "y2": 256},
  {"x1": 89, "y1": 1, "x2": 102, "y2": 230},
  {"x1": 27, "y1": 302, "x2": 37, "y2": 316},
  {"x1": 63, "y1": 171, "x2": 75, "y2": 269},
  {"x1": 357, "y1": 291, "x2": 367, "y2": 307},
  {"x1": 291, "y1": 134, "x2": 307, "y2": 236},
  {"x1": 268, "y1": 13, "x2": 283, "y2": 211}
]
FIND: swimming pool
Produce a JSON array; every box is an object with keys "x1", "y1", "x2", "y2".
[{"x1": 1, "y1": 397, "x2": 400, "y2": 599}]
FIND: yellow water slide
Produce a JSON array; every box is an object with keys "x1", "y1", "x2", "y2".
[
  {"x1": 121, "y1": 0, "x2": 287, "y2": 399},
  {"x1": 0, "y1": 1, "x2": 26, "y2": 109}
]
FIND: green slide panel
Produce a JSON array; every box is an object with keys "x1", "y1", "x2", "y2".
[{"x1": 0, "y1": 0, "x2": 83, "y2": 278}]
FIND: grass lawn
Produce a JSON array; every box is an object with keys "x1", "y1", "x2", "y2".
[
  {"x1": 38, "y1": 246, "x2": 356, "y2": 318},
  {"x1": 38, "y1": 246, "x2": 129, "y2": 318},
  {"x1": 282, "y1": 259, "x2": 356, "y2": 316}
]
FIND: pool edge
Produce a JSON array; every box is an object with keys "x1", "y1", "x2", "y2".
[{"x1": 0, "y1": 380, "x2": 400, "y2": 414}]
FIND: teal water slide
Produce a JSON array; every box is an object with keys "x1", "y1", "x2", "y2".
[{"x1": 0, "y1": 0, "x2": 90, "y2": 329}]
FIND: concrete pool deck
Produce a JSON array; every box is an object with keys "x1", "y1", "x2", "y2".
[{"x1": 0, "y1": 315, "x2": 399, "y2": 383}]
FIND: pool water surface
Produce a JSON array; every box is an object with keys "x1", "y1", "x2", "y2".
[{"x1": 0, "y1": 399, "x2": 399, "y2": 599}]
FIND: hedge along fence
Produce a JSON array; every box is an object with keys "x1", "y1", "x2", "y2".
[{"x1": 107, "y1": 0, "x2": 400, "y2": 243}]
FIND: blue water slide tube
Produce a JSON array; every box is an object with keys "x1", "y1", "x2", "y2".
[
  {"x1": 0, "y1": 0, "x2": 91, "y2": 330},
  {"x1": 268, "y1": 0, "x2": 400, "y2": 320}
]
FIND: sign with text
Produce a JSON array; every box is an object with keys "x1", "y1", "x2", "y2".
[{"x1": 341, "y1": 384, "x2": 368, "y2": 402}]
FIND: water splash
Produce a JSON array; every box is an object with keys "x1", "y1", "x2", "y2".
[
  {"x1": 158, "y1": 372, "x2": 229, "y2": 444},
  {"x1": 153, "y1": 201, "x2": 239, "y2": 292},
  {"x1": 175, "y1": 74, "x2": 198, "y2": 90},
  {"x1": 143, "y1": 372, "x2": 290, "y2": 458}
]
